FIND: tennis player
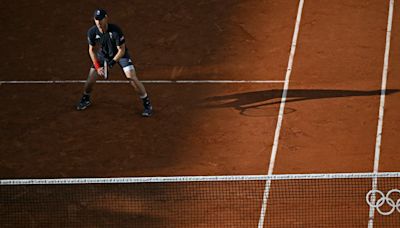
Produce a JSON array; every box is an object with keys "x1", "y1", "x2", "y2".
[{"x1": 76, "y1": 9, "x2": 153, "y2": 117}]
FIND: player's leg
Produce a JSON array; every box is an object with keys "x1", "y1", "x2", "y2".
[
  {"x1": 77, "y1": 52, "x2": 106, "y2": 110},
  {"x1": 120, "y1": 58, "x2": 153, "y2": 117},
  {"x1": 76, "y1": 68, "x2": 98, "y2": 110}
]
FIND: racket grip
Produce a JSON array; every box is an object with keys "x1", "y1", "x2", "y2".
[{"x1": 104, "y1": 60, "x2": 108, "y2": 80}]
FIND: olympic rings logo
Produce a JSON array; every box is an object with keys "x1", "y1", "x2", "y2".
[{"x1": 366, "y1": 189, "x2": 400, "y2": 216}]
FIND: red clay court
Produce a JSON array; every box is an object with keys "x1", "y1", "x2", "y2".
[{"x1": 0, "y1": 0, "x2": 400, "y2": 227}]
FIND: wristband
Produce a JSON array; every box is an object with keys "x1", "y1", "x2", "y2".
[
  {"x1": 109, "y1": 59, "x2": 116, "y2": 68},
  {"x1": 93, "y1": 60, "x2": 101, "y2": 70}
]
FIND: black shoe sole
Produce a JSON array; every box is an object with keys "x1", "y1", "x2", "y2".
[
  {"x1": 141, "y1": 111, "x2": 152, "y2": 117},
  {"x1": 76, "y1": 103, "x2": 91, "y2": 111}
]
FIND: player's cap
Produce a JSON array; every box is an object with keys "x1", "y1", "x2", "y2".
[{"x1": 94, "y1": 9, "x2": 107, "y2": 20}]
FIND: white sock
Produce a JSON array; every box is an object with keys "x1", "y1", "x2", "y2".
[{"x1": 140, "y1": 93, "x2": 148, "y2": 99}]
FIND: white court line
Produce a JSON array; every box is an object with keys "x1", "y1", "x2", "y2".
[
  {"x1": 368, "y1": 0, "x2": 394, "y2": 227},
  {"x1": 2, "y1": 172, "x2": 399, "y2": 185},
  {"x1": 0, "y1": 80, "x2": 284, "y2": 84},
  {"x1": 257, "y1": 0, "x2": 305, "y2": 227}
]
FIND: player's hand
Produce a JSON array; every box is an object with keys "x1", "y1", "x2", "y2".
[{"x1": 96, "y1": 67, "x2": 105, "y2": 76}]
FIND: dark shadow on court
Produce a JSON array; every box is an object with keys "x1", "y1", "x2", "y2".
[{"x1": 202, "y1": 89, "x2": 400, "y2": 114}]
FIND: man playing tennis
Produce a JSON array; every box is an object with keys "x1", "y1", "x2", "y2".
[{"x1": 76, "y1": 9, "x2": 153, "y2": 117}]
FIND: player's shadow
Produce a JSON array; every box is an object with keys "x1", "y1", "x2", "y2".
[{"x1": 202, "y1": 89, "x2": 400, "y2": 115}]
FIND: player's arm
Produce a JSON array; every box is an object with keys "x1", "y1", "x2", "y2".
[
  {"x1": 108, "y1": 27, "x2": 126, "y2": 68},
  {"x1": 88, "y1": 44, "x2": 104, "y2": 76},
  {"x1": 112, "y1": 43, "x2": 126, "y2": 62},
  {"x1": 107, "y1": 43, "x2": 125, "y2": 69},
  {"x1": 87, "y1": 28, "x2": 104, "y2": 76}
]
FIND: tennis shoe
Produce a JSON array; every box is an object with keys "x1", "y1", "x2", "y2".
[
  {"x1": 142, "y1": 105, "x2": 153, "y2": 117},
  {"x1": 141, "y1": 96, "x2": 153, "y2": 117},
  {"x1": 76, "y1": 95, "x2": 91, "y2": 110}
]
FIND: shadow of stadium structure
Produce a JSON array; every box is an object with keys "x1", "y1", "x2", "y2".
[{"x1": 203, "y1": 89, "x2": 400, "y2": 114}]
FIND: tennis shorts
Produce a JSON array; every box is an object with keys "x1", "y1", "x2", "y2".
[{"x1": 91, "y1": 51, "x2": 135, "y2": 72}]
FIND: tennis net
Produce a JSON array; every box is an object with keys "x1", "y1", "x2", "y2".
[{"x1": 1, "y1": 172, "x2": 399, "y2": 227}]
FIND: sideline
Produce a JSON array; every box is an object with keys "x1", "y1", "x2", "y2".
[
  {"x1": 257, "y1": 0, "x2": 305, "y2": 227},
  {"x1": 368, "y1": 0, "x2": 395, "y2": 227}
]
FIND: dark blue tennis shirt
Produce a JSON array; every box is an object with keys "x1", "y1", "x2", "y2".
[{"x1": 87, "y1": 24, "x2": 128, "y2": 60}]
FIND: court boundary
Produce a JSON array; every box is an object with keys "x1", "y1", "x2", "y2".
[
  {"x1": 369, "y1": 0, "x2": 395, "y2": 227},
  {"x1": 257, "y1": 0, "x2": 305, "y2": 227},
  {"x1": 0, "y1": 80, "x2": 285, "y2": 84}
]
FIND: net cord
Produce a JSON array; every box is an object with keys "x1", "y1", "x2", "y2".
[{"x1": 2, "y1": 172, "x2": 400, "y2": 186}]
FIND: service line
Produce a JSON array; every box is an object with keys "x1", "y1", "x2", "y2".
[{"x1": 0, "y1": 80, "x2": 284, "y2": 84}]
